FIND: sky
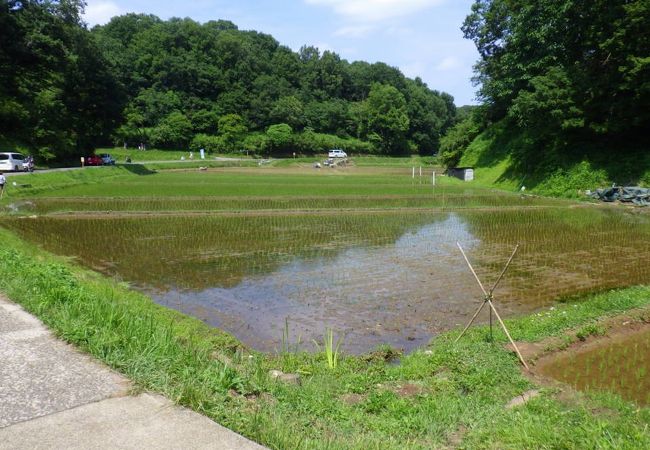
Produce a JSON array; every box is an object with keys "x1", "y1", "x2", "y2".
[{"x1": 83, "y1": 0, "x2": 480, "y2": 106}]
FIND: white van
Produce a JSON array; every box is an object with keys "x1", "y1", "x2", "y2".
[
  {"x1": 0, "y1": 153, "x2": 25, "y2": 171},
  {"x1": 328, "y1": 149, "x2": 347, "y2": 158}
]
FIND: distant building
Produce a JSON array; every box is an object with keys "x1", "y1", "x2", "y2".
[{"x1": 448, "y1": 167, "x2": 474, "y2": 182}]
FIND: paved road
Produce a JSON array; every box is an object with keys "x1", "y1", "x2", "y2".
[
  {"x1": 0, "y1": 295, "x2": 265, "y2": 450},
  {"x1": 3, "y1": 157, "x2": 251, "y2": 177}
]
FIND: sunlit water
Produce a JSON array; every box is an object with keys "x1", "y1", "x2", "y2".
[
  {"x1": 2, "y1": 206, "x2": 649, "y2": 353},
  {"x1": 153, "y1": 214, "x2": 481, "y2": 352}
]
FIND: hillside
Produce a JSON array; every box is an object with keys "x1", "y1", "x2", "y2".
[
  {"x1": 444, "y1": 0, "x2": 649, "y2": 197},
  {"x1": 0, "y1": 2, "x2": 456, "y2": 160}
]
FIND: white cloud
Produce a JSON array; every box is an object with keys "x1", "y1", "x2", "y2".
[
  {"x1": 435, "y1": 56, "x2": 461, "y2": 71},
  {"x1": 305, "y1": 0, "x2": 446, "y2": 23},
  {"x1": 83, "y1": 0, "x2": 122, "y2": 26},
  {"x1": 334, "y1": 25, "x2": 376, "y2": 38}
]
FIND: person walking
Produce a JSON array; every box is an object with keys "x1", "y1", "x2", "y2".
[{"x1": 0, "y1": 172, "x2": 6, "y2": 199}]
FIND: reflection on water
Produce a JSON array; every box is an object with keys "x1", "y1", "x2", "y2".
[
  {"x1": 154, "y1": 214, "x2": 480, "y2": 353},
  {"x1": 2, "y1": 207, "x2": 650, "y2": 353}
]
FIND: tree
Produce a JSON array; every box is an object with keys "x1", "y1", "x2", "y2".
[
  {"x1": 362, "y1": 84, "x2": 410, "y2": 154},
  {"x1": 463, "y1": 0, "x2": 649, "y2": 141},
  {"x1": 150, "y1": 111, "x2": 193, "y2": 148},
  {"x1": 266, "y1": 123, "x2": 293, "y2": 152},
  {"x1": 270, "y1": 96, "x2": 304, "y2": 130},
  {"x1": 217, "y1": 113, "x2": 247, "y2": 151},
  {"x1": 0, "y1": 0, "x2": 123, "y2": 159}
]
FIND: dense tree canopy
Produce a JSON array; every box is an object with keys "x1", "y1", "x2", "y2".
[
  {"x1": 0, "y1": 0, "x2": 123, "y2": 159},
  {"x1": 463, "y1": 0, "x2": 649, "y2": 156},
  {"x1": 93, "y1": 14, "x2": 457, "y2": 155},
  {"x1": 0, "y1": 3, "x2": 458, "y2": 159}
]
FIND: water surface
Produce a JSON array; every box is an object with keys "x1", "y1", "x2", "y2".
[{"x1": 2, "y1": 206, "x2": 649, "y2": 353}]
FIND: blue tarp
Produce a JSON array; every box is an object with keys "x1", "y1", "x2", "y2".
[{"x1": 589, "y1": 186, "x2": 650, "y2": 206}]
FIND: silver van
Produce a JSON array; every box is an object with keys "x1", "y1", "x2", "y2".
[{"x1": 0, "y1": 153, "x2": 25, "y2": 171}]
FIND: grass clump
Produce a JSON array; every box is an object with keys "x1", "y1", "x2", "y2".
[{"x1": 576, "y1": 323, "x2": 607, "y2": 341}]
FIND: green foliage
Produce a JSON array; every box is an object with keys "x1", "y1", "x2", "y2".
[
  {"x1": 217, "y1": 114, "x2": 247, "y2": 152},
  {"x1": 1, "y1": 5, "x2": 458, "y2": 160},
  {"x1": 150, "y1": 112, "x2": 193, "y2": 149},
  {"x1": 361, "y1": 84, "x2": 410, "y2": 155},
  {"x1": 190, "y1": 134, "x2": 224, "y2": 153},
  {"x1": 576, "y1": 323, "x2": 606, "y2": 342},
  {"x1": 439, "y1": 116, "x2": 480, "y2": 167},
  {"x1": 0, "y1": 0, "x2": 124, "y2": 159},
  {"x1": 461, "y1": 0, "x2": 650, "y2": 176},
  {"x1": 91, "y1": 15, "x2": 454, "y2": 155},
  {"x1": 266, "y1": 123, "x2": 293, "y2": 152}
]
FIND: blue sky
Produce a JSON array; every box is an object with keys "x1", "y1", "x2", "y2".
[{"x1": 84, "y1": 0, "x2": 479, "y2": 106}]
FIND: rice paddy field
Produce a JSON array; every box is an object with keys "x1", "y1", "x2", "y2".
[
  {"x1": 539, "y1": 327, "x2": 650, "y2": 406},
  {"x1": 2, "y1": 165, "x2": 649, "y2": 355},
  {"x1": 2, "y1": 163, "x2": 650, "y2": 447}
]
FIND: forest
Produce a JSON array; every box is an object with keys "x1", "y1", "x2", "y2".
[
  {"x1": 0, "y1": 0, "x2": 457, "y2": 160},
  {"x1": 1, "y1": 1, "x2": 647, "y2": 170},
  {"x1": 441, "y1": 0, "x2": 649, "y2": 176}
]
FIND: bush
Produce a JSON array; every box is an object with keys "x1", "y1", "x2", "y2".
[
  {"x1": 190, "y1": 134, "x2": 225, "y2": 153},
  {"x1": 439, "y1": 117, "x2": 480, "y2": 167}
]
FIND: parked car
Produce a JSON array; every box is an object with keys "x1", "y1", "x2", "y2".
[
  {"x1": 0, "y1": 152, "x2": 25, "y2": 171},
  {"x1": 85, "y1": 155, "x2": 103, "y2": 166},
  {"x1": 99, "y1": 153, "x2": 115, "y2": 165},
  {"x1": 328, "y1": 149, "x2": 347, "y2": 158}
]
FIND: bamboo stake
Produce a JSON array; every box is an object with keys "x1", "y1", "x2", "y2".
[
  {"x1": 489, "y1": 244, "x2": 519, "y2": 294},
  {"x1": 488, "y1": 300, "x2": 529, "y2": 370},
  {"x1": 456, "y1": 242, "x2": 488, "y2": 297},
  {"x1": 454, "y1": 242, "x2": 529, "y2": 370},
  {"x1": 454, "y1": 299, "x2": 487, "y2": 343}
]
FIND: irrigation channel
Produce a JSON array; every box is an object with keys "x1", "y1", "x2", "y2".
[{"x1": 2, "y1": 204, "x2": 650, "y2": 354}]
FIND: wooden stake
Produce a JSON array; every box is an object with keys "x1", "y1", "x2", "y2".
[
  {"x1": 488, "y1": 300, "x2": 529, "y2": 370},
  {"x1": 454, "y1": 242, "x2": 529, "y2": 370},
  {"x1": 456, "y1": 242, "x2": 488, "y2": 297},
  {"x1": 454, "y1": 299, "x2": 487, "y2": 343}
]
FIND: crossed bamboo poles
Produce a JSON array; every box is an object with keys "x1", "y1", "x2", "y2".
[{"x1": 454, "y1": 242, "x2": 529, "y2": 370}]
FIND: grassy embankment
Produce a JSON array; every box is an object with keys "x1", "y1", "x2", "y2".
[
  {"x1": 1, "y1": 166, "x2": 649, "y2": 448},
  {"x1": 457, "y1": 123, "x2": 650, "y2": 198}
]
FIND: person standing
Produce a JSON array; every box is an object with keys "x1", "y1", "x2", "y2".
[{"x1": 0, "y1": 172, "x2": 6, "y2": 199}]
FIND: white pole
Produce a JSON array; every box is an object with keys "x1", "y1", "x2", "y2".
[
  {"x1": 419, "y1": 166, "x2": 422, "y2": 177},
  {"x1": 412, "y1": 167, "x2": 415, "y2": 179},
  {"x1": 432, "y1": 171, "x2": 436, "y2": 186}
]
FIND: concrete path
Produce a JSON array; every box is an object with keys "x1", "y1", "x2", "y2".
[{"x1": 0, "y1": 295, "x2": 265, "y2": 449}]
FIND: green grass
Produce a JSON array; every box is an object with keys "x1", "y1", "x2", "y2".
[
  {"x1": 0, "y1": 227, "x2": 648, "y2": 448},
  {"x1": 0, "y1": 165, "x2": 507, "y2": 200},
  {"x1": 98, "y1": 147, "x2": 253, "y2": 163},
  {"x1": 458, "y1": 123, "x2": 650, "y2": 197}
]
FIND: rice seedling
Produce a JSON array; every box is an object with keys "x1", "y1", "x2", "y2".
[
  {"x1": 540, "y1": 327, "x2": 650, "y2": 406},
  {"x1": 316, "y1": 328, "x2": 343, "y2": 370}
]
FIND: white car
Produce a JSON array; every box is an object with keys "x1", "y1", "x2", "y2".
[
  {"x1": 0, "y1": 152, "x2": 25, "y2": 171},
  {"x1": 328, "y1": 149, "x2": 347, "y2": 158}
]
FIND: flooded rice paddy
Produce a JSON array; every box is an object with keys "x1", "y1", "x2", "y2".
[
  {"x1": 2, "y1": 202, "x2": 650, "y2": 353},
  {"x1": 539, "y1": 327, "x2": 650, "y2": 406}
]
